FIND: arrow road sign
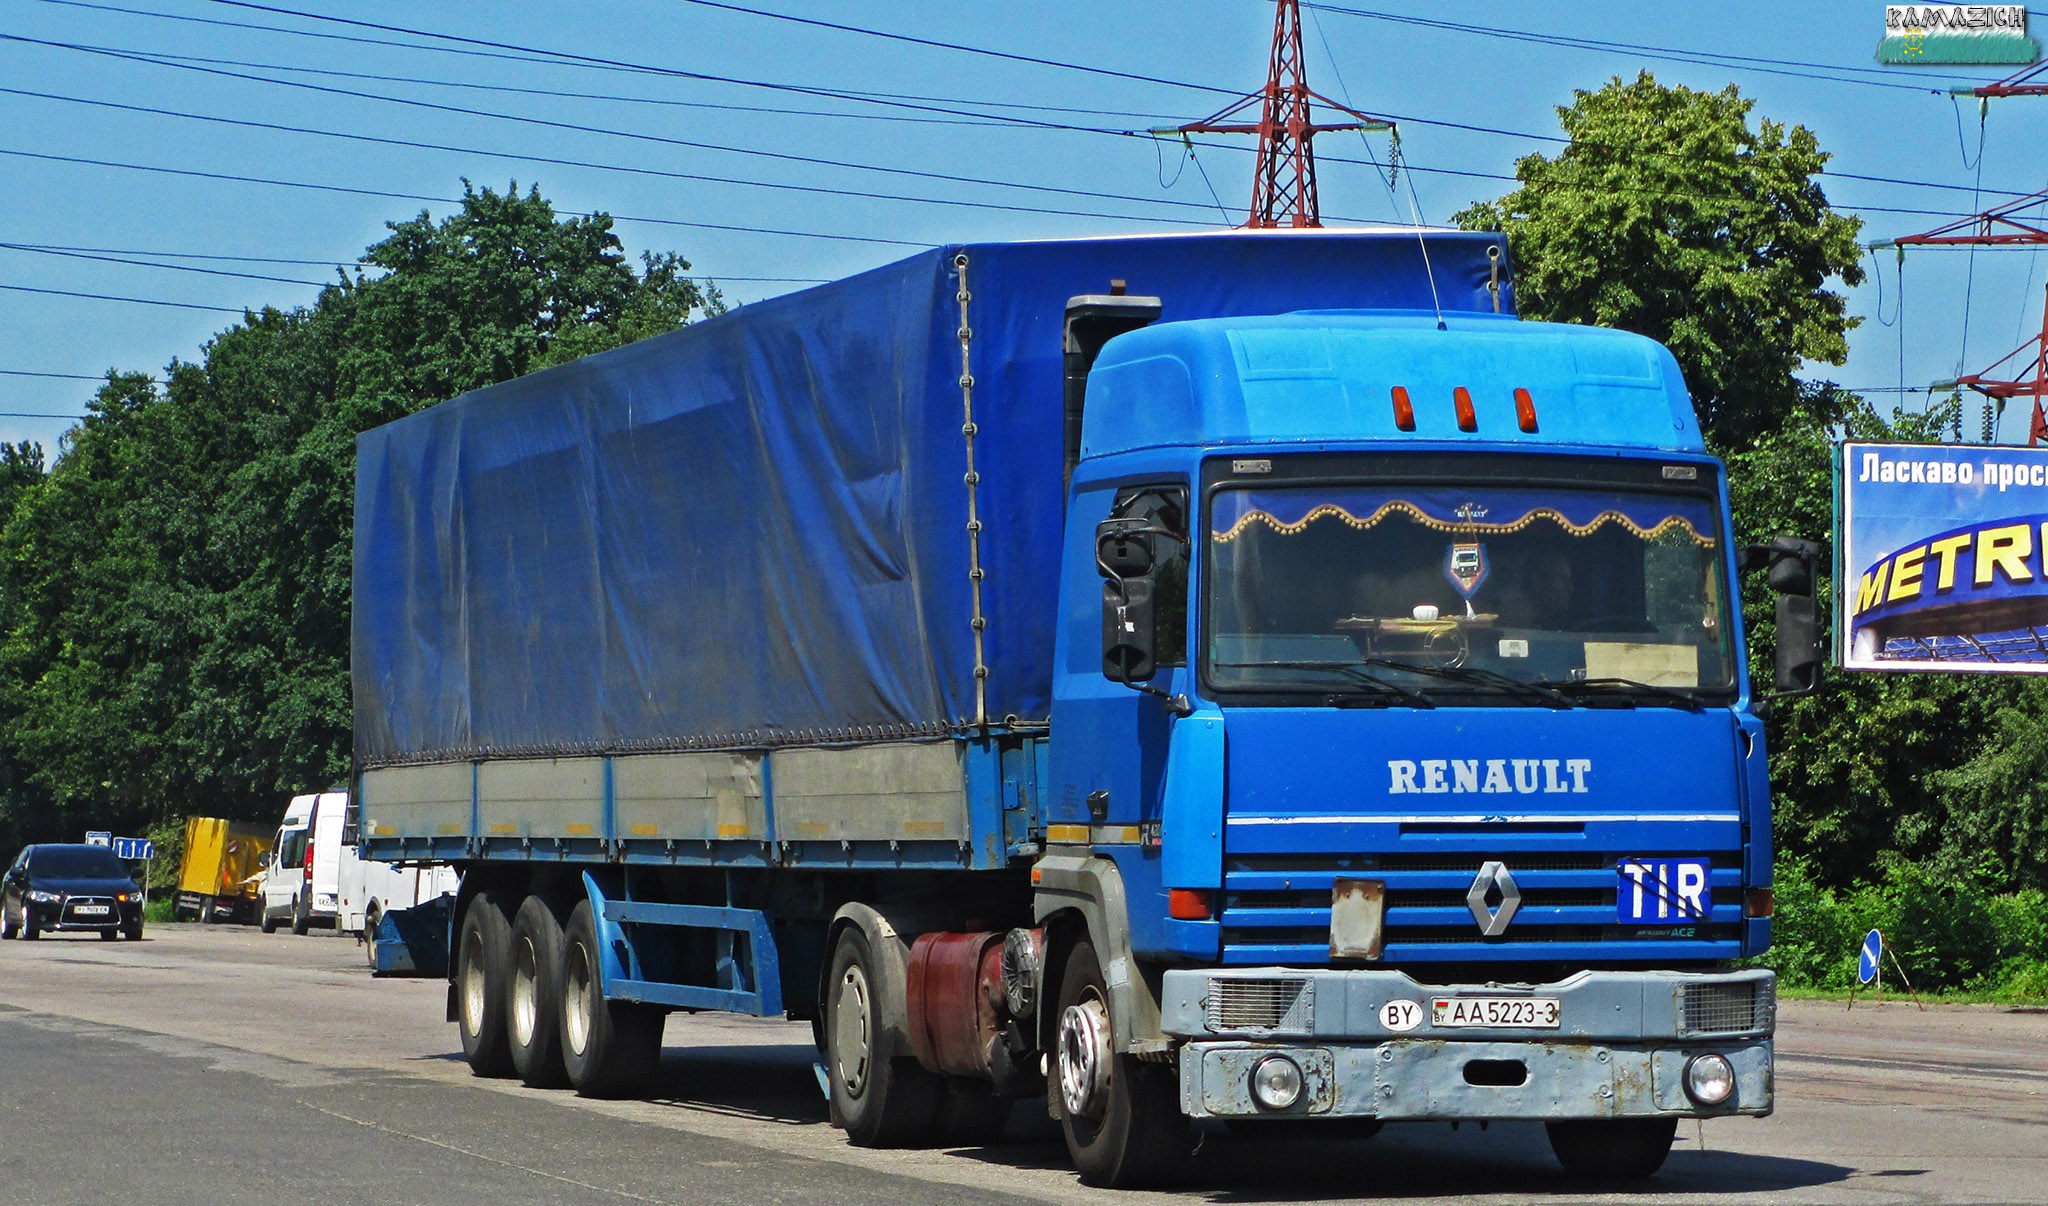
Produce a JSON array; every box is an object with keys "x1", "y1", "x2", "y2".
[{"x1": 1859, "y1": 929, "x2": 1883, "y2": 985}]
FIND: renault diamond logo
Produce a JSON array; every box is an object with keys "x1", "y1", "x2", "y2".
[{"x1": 1467, "y1": 860, "x2": 1521, "y2": 936}]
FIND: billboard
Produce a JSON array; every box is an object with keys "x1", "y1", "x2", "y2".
[{"x1": 1838, "y1": 441, "x2": 2048, "y2": 672}]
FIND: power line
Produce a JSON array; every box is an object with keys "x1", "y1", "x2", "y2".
[
  {"x1": 30, "y1": 5, "x2": 2015, "y2": 212},
  {"x1": 0, "y1": 241, "x2": 335, "y2": 287},
  {"x1": 4, "y1": 241, "x2": 355, "y2": 268},
  {"x1": 0, "y1": 73, "x2": 1221, "y2": 227},
  {"x1": 0, "y1": 370, "x2": 108, "y2": 384},
  {"x1": 1304, "y1": 2, "x2": 1991, "y2": 94},
  {"x1": 0, "y1": 283, "x2": 249, "y2": 313},
  {"x1": 0, "y1": 146, "x2": 930, "y2": 248}
]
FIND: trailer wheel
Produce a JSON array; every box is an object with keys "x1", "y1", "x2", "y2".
[
  {"x1": 456, "y1": 891, "x2": 516, "y2": 1078},
  {"x1": 1053, "y1": 938, "x2": 1188, "y2": 1188},
  {"x1": 507, "y1": 895, "x2": 571, "y2": 1089},
  {"x1": 1545, "y1": 1117, "x2": 1678, "y2": 1179},
  {"x1": 823, "y1": 925, "x2": 945, "y2": 1146},
  {"x1": 560, "y1": 899, "x2": 663, "y2": 1098}
]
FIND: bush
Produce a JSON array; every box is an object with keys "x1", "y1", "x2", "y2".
[{"x1": 1764, "y1": 861, "x2": 2048, "y2": 995}]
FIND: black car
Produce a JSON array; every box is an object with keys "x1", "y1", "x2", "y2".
[{"x1": 1, "y1": 844, "x2": 145, "y2": 940}]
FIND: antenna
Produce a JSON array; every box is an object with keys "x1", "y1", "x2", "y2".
[{"x1": 1160, "y1": 0, "x2": 1393, "y2": 228}]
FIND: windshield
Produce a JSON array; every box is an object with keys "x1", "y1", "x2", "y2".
[
  {"x1": 1205, "y1": 472, "x2": 1735, "y2": 704},
  {"x1": 30, "y1": 845, "x2": 130, "y2": 879}
]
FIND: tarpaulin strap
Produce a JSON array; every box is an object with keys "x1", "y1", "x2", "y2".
[{"x1": 954, "y1": 252, "x2": 990, "y2": 728}]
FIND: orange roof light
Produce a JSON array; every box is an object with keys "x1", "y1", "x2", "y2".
[
  {"x1": 1453, "y1": 386, "x2": 1478, "y2": 432},
  {"x1": 1514, "y1": 387, "x2": 1539, "y2": 433},
  {"x1": 1391, "y1": 386, "x2": 1416, "y2": 431}
]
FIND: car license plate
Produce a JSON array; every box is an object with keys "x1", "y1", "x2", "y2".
[
  {"x1": 1431, "y1": 996, "x2": 1560, "y2": 1029},
  {"x1": 72, "y1": 904, "x2": 110, "y2": 917}
]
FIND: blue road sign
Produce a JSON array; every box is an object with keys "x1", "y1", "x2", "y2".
[
  {"x1": 112, "y1": 837, "x2": 153, "y2": 861},
  {"x1": 1858, "y1": 929, "x2": 1883, "y2": 985}
]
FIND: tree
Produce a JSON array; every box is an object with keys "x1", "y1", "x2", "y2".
[
  {"x1": 0, "y1": 183, "x2": 717, "y2": 855},
  {"x1": 1457, "y1": 72, "x2": 1866, "y2": 450}
]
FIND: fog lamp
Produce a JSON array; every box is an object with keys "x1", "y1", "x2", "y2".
[
  {"x1": 1684, "y1": 1053, "x2": 1736, "y2": 1106},
  {"x1": 1249, "y1": 1055, "x2": 1303, "y2": 1110}
]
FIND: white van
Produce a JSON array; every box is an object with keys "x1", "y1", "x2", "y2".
[
  {"x1": 260, "y1": 789, "x2": 457, "y2": 940},
  {"x1": 336, "y1": 802, "x2": 458, "y2": 940},
  {"x1": 258, "y1": 790, "x2": 347, "y2": 934},
  {"x1": 257, "y1": 792, "x2": 319, "y2": 933}
]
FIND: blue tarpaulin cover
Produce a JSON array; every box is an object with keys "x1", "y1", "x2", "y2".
[{"x1": 353, "y1": 229, "x2": 1514, "y2": 765}]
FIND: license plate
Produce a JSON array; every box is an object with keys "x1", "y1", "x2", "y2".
[
  {"x1": 1431, "y1": 996, "x2": 1560, "y2": 1029},
  {"x1": 71, "y1": 904, "x2": 110, "y2": 917}
]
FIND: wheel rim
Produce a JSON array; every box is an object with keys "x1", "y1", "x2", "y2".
[
  {"x1": 512, "y1": 935, "x2": 539, "y2": 1046},
  {"x1": 461, "y1": 938, "x2": 488, "y2": 1037},
  {"x1": 564, "y1": 942, "x2": 594, "y2": 1058},
  {"x1": 1058, "y1": 991, "x2": 1113, "y2": 1121},
  {"x1": 832, "y1": 963, "x2": 873, "y2": 1098}
]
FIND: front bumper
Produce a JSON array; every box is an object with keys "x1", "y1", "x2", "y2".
[
  {"x1": 1161, "y1": 966, "x2": 1773, "y2": 1122},
  {"x1": 29, "y1": 897, "x2": 141, "y2": 932}
]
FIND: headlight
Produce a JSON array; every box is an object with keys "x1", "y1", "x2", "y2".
[
  {"x1": 1684, "y1": 1053, "x2": 1736, "y2": 1106},
  {"x1": 26, "y1": 890, "x2": 60, "y2": 903},
  {"x1": 1249, "y1": 1055, "x2": 1303, "y2": 1110}
]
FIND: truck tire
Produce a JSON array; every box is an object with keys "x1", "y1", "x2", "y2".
[
  {"x1": 507, "y1": 895, "x2": 571, "y2": 1089},
  {"x1": 1545, "y1": 1117, "x2": 1678, "y2": 1179},
  {"x1": 1053, "y1": 938, "x2": 1188, "y2": 1188},
  {"x1": 560, "y1": 899, "x2": 663, "y2": 1098},
  {"x1": 823, "y1": 925, "x2": 945, "y2": 1146},
  {"x1": 456, "y1": 891, "x2": 516, "y2": 1078},
  {"x1": 291, "y1": 888, "x2": 311, "y2": 936}
]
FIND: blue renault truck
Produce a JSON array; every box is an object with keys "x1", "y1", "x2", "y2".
[{"x1": 353, "y1": 229, "x2": 1818, "y2": 1187}]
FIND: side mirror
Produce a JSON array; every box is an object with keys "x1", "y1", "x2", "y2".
[
  {"x1": 1097, "y1": 517, "x2": 1160, "y2": 682},
  {"x1": 1753, "y1": 536, "x2": 1824, "y2": 697}
]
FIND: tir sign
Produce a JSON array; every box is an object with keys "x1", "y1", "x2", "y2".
[{"x1": 1617, "y1": 858, "x2": 1710, "y2": 923}]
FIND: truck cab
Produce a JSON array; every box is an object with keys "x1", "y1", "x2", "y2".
[{"x1": 1035, "y1": 308, "x2": 1804, "y2": 1181}]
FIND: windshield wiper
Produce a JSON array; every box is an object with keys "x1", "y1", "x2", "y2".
[
  {"x1": 1544, "y1": 677, "x2": 1708, "y2": 711},
  {"x1": 1212, "y1": 660, "x2": 1437, "y2": 708},
  {"x1": 1357, "y1": 658, "x2": 1573, "y2": 708}
]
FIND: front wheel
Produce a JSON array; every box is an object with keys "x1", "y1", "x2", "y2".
[
  {"x1": 1054, "y1": 939, "x2": 1189, "y2": 1188},
  {"x1": 1545, "y1": 1117, "x2": 1678, "y2": 1179},
  {"x1": 560, "y1": 899, "x2": 663, "y2": 1098},
  {"x1": 122, "y1": 919, "x2": 143, "y2": 941},
  {"x1": 822, "y1": 925, "x2": 945, "y2": 1146}
]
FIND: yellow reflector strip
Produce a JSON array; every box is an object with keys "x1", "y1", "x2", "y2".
[
  {"x1": 628, "y1": 823, "x2": 661, "y2": 837},
  {"x1": 564, "y1": 824, "x2": 595, "y2": 837},
  {"x1": 716, "y1": 823, "x2": 752, "y2": 838},
  {"x1": 1046, "y1": 824, "x2": 1091, "y2": 844},
  {"x1": 487, "y1": 823, "x2": 518, "y2": 836}
]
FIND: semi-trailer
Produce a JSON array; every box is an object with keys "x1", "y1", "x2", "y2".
[{"x1": 354, "y1": 229, "x2": 1818, "y2": 1186}]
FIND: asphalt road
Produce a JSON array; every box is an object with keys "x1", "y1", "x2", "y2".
[{"x1": 2, "y1": 923, "x2": 2046, "y2": 1204}]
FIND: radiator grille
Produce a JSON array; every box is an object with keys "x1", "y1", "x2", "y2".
[
  {"x1": 1205, "y1": 977, "x2": 1313, "y2": 1032},
  {"x1": 1680, "y1": 979, "x2": 1773, "y2": 1035}
]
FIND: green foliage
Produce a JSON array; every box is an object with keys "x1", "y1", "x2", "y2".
[
  {"x1": 1766, "y1": 861, "x2": 2048, "y2": 997},
  {"x1": 1455, "y1": 72, "x2": 1865, "y2": 449},
  {"x1": 0, "y1": 183, "x2": 714, "y2": 854}
]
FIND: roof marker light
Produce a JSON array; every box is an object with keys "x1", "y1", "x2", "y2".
[
  {"x1": 1391, "y1": 386, "x2": 1416, "y2": 431},
  {"x1": 1515, "y1": 387, "x2": 1539, "y2": 433},
  {"x1": 1454, "y1": 386, "x2": 1478, "y2": 432}
]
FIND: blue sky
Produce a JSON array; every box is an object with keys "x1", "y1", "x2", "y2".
[{"x1": 3, "y1": 1, "x2": 2045, "y2": 457}]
